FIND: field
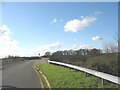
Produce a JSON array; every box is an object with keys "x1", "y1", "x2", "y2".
[{"x1": 36, "y1": 64, "x2": 118, "y2": 88}]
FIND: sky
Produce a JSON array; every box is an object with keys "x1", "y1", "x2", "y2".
[{"x1": 0, "y1": 2, "x2": 118, "y2": 58}]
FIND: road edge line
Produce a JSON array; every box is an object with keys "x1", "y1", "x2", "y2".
[
  {"x1": 33, "y1": 65, "x2": 44, "y2": 88},
  {"x1": 35, "y1": 66, "x2": 51, "y2": 89},
  {"x1": 39, "y1": 70, "x2": 51, "y2": 89}
]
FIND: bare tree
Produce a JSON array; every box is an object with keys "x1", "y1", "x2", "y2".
[
  {"x1": 103, "y1": 42, "x2": 118, "y2": 53},
  {"x1": 103, "y1": 32, "x2": 118, "y2": 53},
  {"x1": 114, "y1": 31, "x2": 119, "y2": 52}
]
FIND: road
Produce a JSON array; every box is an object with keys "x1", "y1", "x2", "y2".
[{"x1": 2, "y1": 59, "x2": 47, "y2": 88}]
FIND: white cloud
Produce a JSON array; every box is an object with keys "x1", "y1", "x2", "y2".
[
  {"x1": 0, "y1": 25, "x2": 63, "y2": 57},
  {"x1": 53, "y1": 18, "x2": 57, "y2": 23},
  {"x1": 64, "y1": 16, "x2": 96, "y2": 32},
  {"x1": 79, "y1": 44, "x2": 91, "y2": 49},
  {"x1": 51, "y1": 18, "x2": 58, "y2": 23},
  {"x1": 60, "y1": 44, "x2": 91, "y2": 51},
  {"x1": 92, "y1": 36, "x2": 103, "y2": 41},
  {"x1": 0, "y1": 25, "x2": 21, "y2": 58},
  {"x1": 46, "y1": 41, "x2": 62, "y2": 49},
  {"x1": 33, "y1": 41, "x2": 63, "y2": 56},
  {"x1": 51, "y1": 18, "x2": 63, "y2": 23},
  {"x1": 0, "y1": 25, "x2": 18, "y2": 46},
  {"x1": 0, "y1": 25, "x2": 10, "y2": 36},
  {"x1": 80, "y1": 16, "x2": 84, "y2": 19},
  {"x1": 71, "y1": 44, "x2": 91, "y2": 50},
  {"x1": 94, "y1": 11, "x2": 103, "y2": 15},
  {"x1": 72, "y1": 44, "x2": 78, "y2": 50}
]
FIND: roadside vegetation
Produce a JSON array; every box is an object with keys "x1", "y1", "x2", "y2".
[
  {"x1": 49, "y1": 51, "x2": 119, "y2": 77},
  {"x1": 36, "y1": 64, "x2": 118, "y2": 88},
  {"x1": 2, "y1": 55, "x2": 41, "y2": 64},
  {"x1": 2, "y1": 55, "x2": 41, "y2": 68}
]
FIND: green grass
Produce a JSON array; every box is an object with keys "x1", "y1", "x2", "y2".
[{"x1": 36, "y1": 64, "x2": 118, "y2": 88}]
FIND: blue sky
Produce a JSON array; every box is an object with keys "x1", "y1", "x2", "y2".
[{"x1": 0, "y1": 2, "x2": 118, "y2": 57}]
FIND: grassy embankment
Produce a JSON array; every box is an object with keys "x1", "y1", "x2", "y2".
[{"x1": 36, "y1": 64, "x2": 118, "y2": 88}]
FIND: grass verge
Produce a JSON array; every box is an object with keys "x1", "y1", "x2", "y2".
[
  {"x1": 36, "y1": 64, "x2": 119, "y2": 88},
  {"x1": 35, "y1": 66, "x2": 50, "y2": 89}
]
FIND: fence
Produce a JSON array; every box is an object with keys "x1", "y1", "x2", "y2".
[{"x1": 48, "y1": 60, "x2": 120, "y2": 85}]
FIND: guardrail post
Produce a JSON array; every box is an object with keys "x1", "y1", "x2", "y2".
[
  {"x1": 85, "y1": 72, "x2": 89, "y2": 77},
  {"x1": 48, "y1": 60, "x2": 120, "y2": 85},
  {"x1": 102, "y1": 78, "x2": 104, "y2": 86},
  {"x1": 85, "y1": 72, "x2": 87, "y2": 77}
]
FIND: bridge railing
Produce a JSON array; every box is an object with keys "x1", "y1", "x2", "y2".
[{"x1": 48, "y1": 60, "x2": 120, "y2": 85}]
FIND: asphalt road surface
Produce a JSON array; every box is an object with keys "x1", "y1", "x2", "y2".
[{"x1": 2, "y1": 58, "x2": 47, "y2": 88}]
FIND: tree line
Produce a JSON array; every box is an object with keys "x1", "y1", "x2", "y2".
[{"x1": 44, "y1": 48, "x2": 119, "y2": 77}]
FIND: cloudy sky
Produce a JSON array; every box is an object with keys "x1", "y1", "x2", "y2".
[{"x1": 0, "y1": 2, "x2": 118, "y2": 58}]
